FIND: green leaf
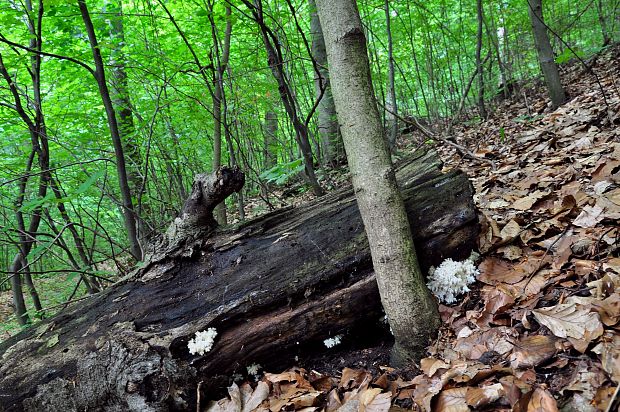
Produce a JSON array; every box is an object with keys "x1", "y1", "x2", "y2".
[
  {"x1": 260, "y1": 159, "x2": 304, "y2": 185},
  {"x1": 75, "y1": 170, "x2": 105, "y2": 195}
]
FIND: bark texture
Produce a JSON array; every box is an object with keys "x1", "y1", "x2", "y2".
[
  {"x1": 527, "y1": 0, "x2": 566, "y2": 109},
  {"x1": 315, "y1": 0, "x2": 440, "y2": 366},
  {"x1": 0, "y1": 148, "x2": 477, "y2": 411}
]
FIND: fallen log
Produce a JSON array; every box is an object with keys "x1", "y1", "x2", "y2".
[{"x1": 0, "y1": 147, "x2": 478, "y2": 411}]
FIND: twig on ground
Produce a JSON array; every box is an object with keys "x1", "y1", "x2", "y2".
[{"x1": 378, "y1": 102, "x2": 497, "y2": 170}]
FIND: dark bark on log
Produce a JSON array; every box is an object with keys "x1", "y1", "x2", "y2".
[{"x1": 0, "y1": 148, "x2": 478, "y2": 411}]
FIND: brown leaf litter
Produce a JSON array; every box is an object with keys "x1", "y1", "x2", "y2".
[{"x1": 204, "y1": 46, "x2": 620, "y2": 412}]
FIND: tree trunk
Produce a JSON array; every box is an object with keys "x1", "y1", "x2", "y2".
[
  {"x1": 22, "y1": 264, "x2": 42, "y2": 314},
  {"x1": 263, "y1": 111, "x2": 278, "y2": 170},
  {"x1": 384, "y1": 0, "x2": 398, "y2": 151},
  {"x1": 316, "y1": 0, "x2": 440, "y2": 366},
  {"x1": 476, "y1": 0, "x2": 487, "y2": 119},
  {"x1": 0, "y1": 148, "x2": 477, "y2": 411},
  {"x1": 8, "y1": 254, "x2": 29, "y2": 325},
  {"x1": 244, "y1": 0, "x2": 324, "y2": 197},
  {"x1": 209, "y1": 3, "x2": 233, "y2": 226},
  {"x1": 309, "y1": 0, "x2": 342, "y2": 166},
  {"x1": 596, "y1": 0, "x2": 612, "y2": 46},
  {"x1": 104, "y1": 0, "x2": 140, "y2": 193},
  {"x1": 527, "y1": 0, "x2": 566, "y2": 109},
  {"x1": 0, "y1": 0, "x2": 50, "y2": 326},
  {"x1": 78, "y1": 0, "x2": 142, "y2": 260}
]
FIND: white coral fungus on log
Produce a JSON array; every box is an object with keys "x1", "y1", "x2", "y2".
[{"x1": 188, "y1": 328, "x2": 218, "y2": 355}]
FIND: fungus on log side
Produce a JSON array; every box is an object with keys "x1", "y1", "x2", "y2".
[{"x1": 0, "y1": 148, "x2": 478, "y2": 412}]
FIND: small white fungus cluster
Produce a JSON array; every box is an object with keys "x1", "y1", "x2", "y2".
[
  {"x1": 188, "y1": 328, "x2": 218, "y2": 356},
  {"x1": 323, "y1": 335, "x2": 342, "y2": 348},
  {"x1": 246, "y1": 363, "x2": 262, "y2": 377},
  {"x1": 427, "y1": 256, "x2": 479, "y2": 304}
]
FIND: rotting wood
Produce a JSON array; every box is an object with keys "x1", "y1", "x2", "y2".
[{"x1": 0, "y1": 147, "x2": 478, "y2": 412}]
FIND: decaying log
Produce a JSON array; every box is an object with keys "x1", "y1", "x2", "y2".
[{"x1": 0, "y1": 148, "x2": 478, "y2": 411}]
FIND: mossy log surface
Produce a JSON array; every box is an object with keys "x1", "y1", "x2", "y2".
[{"x1": 0, "y1": 148, "x2": 478, "y2": 411}]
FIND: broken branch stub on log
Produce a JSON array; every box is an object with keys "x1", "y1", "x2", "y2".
[
  {"x1": 160, "y1": 166, "x2": 245, "y2": 251},
  {"x1": 0, "y1": 148, "x2": 478, "y2": 411}
]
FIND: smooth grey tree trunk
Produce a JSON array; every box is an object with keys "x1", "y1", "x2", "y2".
[
  {"x1": 527, "y1": 0, "x2": 566, "y2": 109},
  {"x1": 309, "y1": 0, "x2": 342, "y2": 166},
  {"x1": 315, "y1": 0, "x2": 440, "y2": 365}
]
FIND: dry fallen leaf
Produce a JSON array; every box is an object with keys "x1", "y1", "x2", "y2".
[
  {"x1": 339, "y1": 368, "x2": 371, "y2": 390},
  {"x1": 512, "y1": 191, "x2": 551, "y2": 211},
  {"x1": 465, "y1": 383, "x2": 504, "y2": 408},
  {"x1": 500, "y1": 219, "x2": 521, "y2": 241},
  {"x1": 591, "y1": 333, "x2": 620, "y2": 383},
  {"x1": 268, "y1": 386, "x2": 322, "y2": 412},
  {"x1": 420, "y1": 357, "x2": 450, "y2": 377},
  {"x1": 359, "y1": 388, "x2": 391, "y2": 412},
  {"x1": 573, "y1": 204, "x2": 604, "y2": 228},
  {"x1": 434, "y1": 387, "x2": 469, "y2": 412},
  {"x1": 478, "y1": 257, "x2": 529, "y2": 285},
  {"x1": 206, "y1": 382, "x2": 270, "y2": 412},
  {"x1": 510, "y1": 335, "x2": 558, "y2": 369},
  {"x1": 326, "y1": 389, "x2": 341, "y2": 412},
  {"x1": 532, "y1": 302, "x2": 604, "y2": 347},
  {"x1": 513, "y1": 387, "x2": 558, "y2": 412}
]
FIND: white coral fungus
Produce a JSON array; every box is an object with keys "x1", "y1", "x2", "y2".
[
  {"x1": 246, "y1": 363, "x2": 262, "y2": 377},
  {"x1": 427, "y1": 257, "x2": 479, "y2": 304},
  {"x1": 323, "y1": 335, "x2": 342, "y2": 348},
  {"x1": 188, "y1": 328, "x2": 218, "y2": 356}
]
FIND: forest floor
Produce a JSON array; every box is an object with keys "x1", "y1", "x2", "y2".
[
  {"x1": 1, "y1": 47, "x2": 618, "y2": 411},
  {"x1": 204, "y1": 47, "x2": 620, "y2": 411}
]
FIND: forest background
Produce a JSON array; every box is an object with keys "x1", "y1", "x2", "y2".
[{"x1": 0, "y1": 0, "x2": 618, "y2": 336}]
